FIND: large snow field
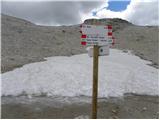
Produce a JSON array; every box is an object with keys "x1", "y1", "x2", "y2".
[{"x1": 2, "y1": 49, "x2": 158, "y2": 97}]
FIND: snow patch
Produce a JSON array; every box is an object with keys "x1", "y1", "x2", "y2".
[{"x1": 1, "y1": 49, "x2": 158, "y2": 97}]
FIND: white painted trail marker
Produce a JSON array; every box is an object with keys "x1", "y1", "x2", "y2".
[
  {"x1": 80, "y1": 22, "x2": 115, "y2": 119},
  {"x1": 87, "y1": 45, "x2": 110, "y2": 57}
]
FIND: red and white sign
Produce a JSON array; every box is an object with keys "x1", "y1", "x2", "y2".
[
  {"x1": 81, "y1": 34, "x2": 112, "y2": 46},
  {"x1": 80, "y1": 24, "x2": 113, "y2": 46},
  {"x1": 80, "y1": 24, "x2": 112, "y2": 35}
]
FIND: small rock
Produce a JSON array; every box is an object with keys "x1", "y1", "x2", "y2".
[
  {"x1": 112, "y1": 115, "x2": 119, "y2": 119},
  {"x1": 109, "y1": 117, "x2": 113, "y2": 119},
  {"x1": 112, "y1": 109, "x2": 117, "y2": 114},
  {"x1": 74, "y1": 115, "x2": 89, "y2": 119},
  {"x1": 142, "y1": 107, "x2": 147, "y2": 111},
  {"x1": 27, "y1": 94, "x2": 32, "y2": 99},
  {"x1": 35, "y1": 107, "x2": 41, "y2": 111}
]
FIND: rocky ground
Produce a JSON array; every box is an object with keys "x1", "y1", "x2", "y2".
[
  {"x1": 1, "y1": 14, "x2": 159, "y2": 73},
  {"x1": 1, "y1": 14, "x2": 159, "y2": 119},
  {"x1": 2, "y1": 94, "x2": 159, "y2": 119}
]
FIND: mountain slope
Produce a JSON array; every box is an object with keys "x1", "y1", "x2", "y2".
[{"x1": 1, "y1": 14, "x2": 159, "y2": 72}]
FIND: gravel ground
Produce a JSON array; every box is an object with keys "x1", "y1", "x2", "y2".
[
  {"x1": 113, "y1": 26, "x2": 159, "y2": 68},
  {"x1": 2, "y1": 94, "x2": 159, "y2": 119}
]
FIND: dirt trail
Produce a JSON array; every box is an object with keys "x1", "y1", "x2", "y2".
[{"x1": 2, "y1": 94, "x2": 159, "y2": 119}]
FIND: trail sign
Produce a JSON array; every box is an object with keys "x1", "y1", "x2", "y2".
[
  {"x1": 80, "y1": 24, "x2": 113, "y2": 46},
  {"x1": 80, "y1": 21, "x2": 115, "y2": 119},
  {"x1": 81, "y1": 34, "x2": 112, "y2": 46},
  {"x1": 81, "y1": 24, "x2": 112, "y2": 35}
]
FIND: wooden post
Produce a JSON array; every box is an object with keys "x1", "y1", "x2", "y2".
[{"x1": 92, "y1": 45, "x2": 99, "y2": 119}]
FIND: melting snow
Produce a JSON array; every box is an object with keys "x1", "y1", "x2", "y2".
[{"x1": 1, "y1": 49, "x2": 158, "y2": 97}]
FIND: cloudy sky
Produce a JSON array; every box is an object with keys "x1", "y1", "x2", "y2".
[{"x1": 1, "y1": 0, "x2": 159, "y2": 26}]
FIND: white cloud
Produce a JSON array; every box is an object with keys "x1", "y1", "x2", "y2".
[
  {"x1": 96, "y1": 9, "x2": 125, "y2": 19},
  {"x1": 80, "y1": 1, "x2": 109, "y2": 22},
  {"x1": 125, "y1": 0, "x2": 159, "y2": 25},
  {"x1": 1, "y1": 0, "x2": 158, "y2": 26},
  {"x1": 2, "y1": 1, "x2": 105, "y2": 25},
  {"x1": 83, "y1": 0, "x2": 159, "y2": 26}
]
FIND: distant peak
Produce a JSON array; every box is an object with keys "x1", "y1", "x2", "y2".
[{"x1": 84, "y1": 18, "x2": 132, "y2": 25}]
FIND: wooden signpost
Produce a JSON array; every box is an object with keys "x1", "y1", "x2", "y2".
[
  {"x1": 80, "y1": 20, "x2": 114, "y2": 119},
  {"x1": 92, "y1": 45, "x2": 99, "y2": 119}
]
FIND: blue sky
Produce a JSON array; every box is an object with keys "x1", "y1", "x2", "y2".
[
  {"x1": 107, "y1": 0, "x2": 131, "y2": 11},
  {"x1": 92, "y1": 0, "x2": 131, "y2": 16}
]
